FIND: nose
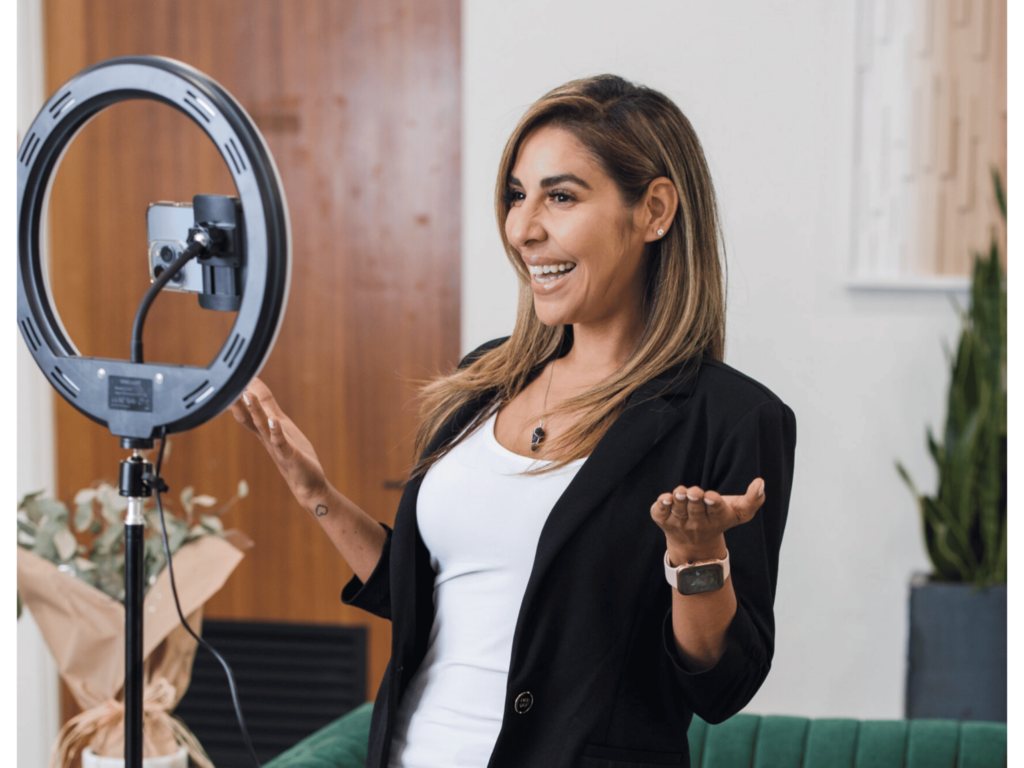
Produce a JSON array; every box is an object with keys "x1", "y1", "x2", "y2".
[{"x1": 506, "y1": 196, "x2": 546, "y2": 253}]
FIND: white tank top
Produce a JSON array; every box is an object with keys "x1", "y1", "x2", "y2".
[{"x1": 387, "y1": 408, "x2": 587, "y2": 768}]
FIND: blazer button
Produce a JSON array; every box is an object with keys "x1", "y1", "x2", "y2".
[{"x1": 514, "y1": 691, "x2": 534, "y2": 714}]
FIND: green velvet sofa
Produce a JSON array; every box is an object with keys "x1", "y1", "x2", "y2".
[{"x1": 264, "y1": 702, "x2": 1007, "y2": 768}]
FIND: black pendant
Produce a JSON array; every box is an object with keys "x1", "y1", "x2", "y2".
[{"x1": 531, "y1": 426, "x2": 546, "y2": 452}]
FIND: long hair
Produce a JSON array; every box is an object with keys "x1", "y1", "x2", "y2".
[{"x1": 406, "y1": 74, "x2": 728, "y2": 480}]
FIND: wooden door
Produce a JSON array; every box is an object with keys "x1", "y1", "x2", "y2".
[{"x1": 43, "y1": 0, "x2": 460, "y2": 716}]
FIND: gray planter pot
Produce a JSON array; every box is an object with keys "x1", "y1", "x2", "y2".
[{"x1": 905, "y1": 573, "x2": 1006, "y2": 721}]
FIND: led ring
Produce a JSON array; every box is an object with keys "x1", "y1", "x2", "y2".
[{"x1": 17, "y1": 56, "x2": 291, "y2": 444}]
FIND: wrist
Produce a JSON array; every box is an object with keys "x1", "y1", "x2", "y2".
[
  {"x1": 666, "y1": 535, "x2": 728, "y2": 567},
  {"x1": 296, "y1": 477, "x2": 331, "y2": 513}
]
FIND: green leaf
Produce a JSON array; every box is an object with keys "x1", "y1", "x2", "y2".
[
  {"x1": 74, "y1": 488, "x2": 98, "y2": 505},
  {"x1": 180, "y1": 486, "x2": 195, "y2": 517},
  {"x1": 53, "y1": 529, "x2": 78, "y2": 562},
  {"x1": 93, "y1": 519, "x2": 125, "y2": 556},
  {"x1": 200, "y1": 515, "x2": 224, "y2": 534},
  {"x1": 73, "y1": 502, "x2": 93, "y2": 532},
  {"x1": 992, "y1": 168, "x2": 1006, "y2": 220},
  {"x1": 894, "y1": 461, "x2": 919, "y2": 498},
  {"x1": 36, "y1": 498, "x2": 69, "y2": 525}
]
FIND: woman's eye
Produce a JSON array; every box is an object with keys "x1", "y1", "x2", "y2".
[
  {"x1": 549, "y1": 190, "x2": 575, "y2": 203},
  {"x1": 503, "y1": 189, "x2": 525, "y2": 206}
]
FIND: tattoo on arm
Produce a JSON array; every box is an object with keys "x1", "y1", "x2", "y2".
[{"x1": 315, "y1": 504, "x2": 328, "y2": 517}]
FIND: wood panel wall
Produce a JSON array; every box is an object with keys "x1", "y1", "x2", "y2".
[{"x1": 43, "y1": 0, "x2": 460, "y2": 718}]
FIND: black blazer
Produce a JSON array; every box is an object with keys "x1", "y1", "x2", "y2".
[{"x1": 342, "y1": 336, "x2": 798, "y2": 768}]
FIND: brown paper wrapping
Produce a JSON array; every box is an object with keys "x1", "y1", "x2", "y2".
[{"x1": 17, "y1": 536, "x2": 245, "y2": 767}]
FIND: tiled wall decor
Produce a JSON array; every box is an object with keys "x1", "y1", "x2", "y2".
[{"x1": 851, "y1": 0, "x2": 1006, "y2": 285}]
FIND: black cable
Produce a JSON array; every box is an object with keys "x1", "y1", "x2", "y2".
[
  {"x1": 150, "y1": 427, "x2": 263, "y2": 768},
  {"x1": 131, "y1": 238, "x2": 207, "y2": 363}
]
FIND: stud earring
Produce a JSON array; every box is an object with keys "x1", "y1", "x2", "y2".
[{"x1": 657, "y1": 229, "x2": 665, "y2": 237}]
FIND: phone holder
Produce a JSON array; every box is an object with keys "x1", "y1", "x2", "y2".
[{"x1": 17, "y1": 55, "x2": 291, "y2": 447}]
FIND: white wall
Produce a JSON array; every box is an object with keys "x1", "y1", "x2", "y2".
[
  {"x1": 17, "y1": 0, "x2": 61, "y2": 763},
  {"x1": 462, "y1": 0, "x2": 967, "y2": 719}
]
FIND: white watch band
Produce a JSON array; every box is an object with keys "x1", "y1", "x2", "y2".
[{"x1": 663, "y1": 549, "x2": 730, "y2": 589}]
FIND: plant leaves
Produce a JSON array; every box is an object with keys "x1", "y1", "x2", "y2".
[
  {"x1": 73, "y1": 502, "x2": 93, "y2": 532},
  {"x1": 74, "y1": 488, "x2": 98, "y2": 505},
  {"x1": 53, "y1": 529, "x2": 78, "y2": 562},
  {"x1": 200, "y1": 515, "x2": 224, "y2": 534},
  {"x1": 237, "y1": 480, "x2": 249, "y2": 499},
  {"x1": 193, "y1": 495, "x2": 218, "y2": 507},
  {"x1": 180, "y1": 486, "x2": 195, "y2": 517},
  {"x1": 36, "y1": 498, "x2": 69, "y2": 525}
]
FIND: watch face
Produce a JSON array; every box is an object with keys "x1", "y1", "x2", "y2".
[{"x1": 676, "y1": 564, "x2": 725, "y2": 595}]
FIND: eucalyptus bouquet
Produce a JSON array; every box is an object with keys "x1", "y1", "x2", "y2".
[
  {"x1": 17, "y1": 474, "x2": 249, "y2": 609},
  {"x1": 17, "y1": 446, "x2": 252, "y2": 768}
]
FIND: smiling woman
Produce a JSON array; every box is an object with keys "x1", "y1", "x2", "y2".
[{"x1": 234, "y1": 75, "x2": 797, "y2": 768}]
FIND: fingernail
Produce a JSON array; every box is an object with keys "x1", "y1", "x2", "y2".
[
  {"x1": 759, "y1": 482, "x2": 765, "y2": 497},
  {"x1": 243, "y1": 394, "x2": 250, "y2": 406},
  {"x1": 674, "y1": 493, "x2": 686, "y2": 500},
  {"x1": 704, "y1": 497, "x2": 716, "y2": 505},
  {"x1": 268, "y1": 418, "x2": 275, "y2": 429},
  {"x1": 686, "y1": 493, "x2": 700, "y2": 501},
  {"x1": 661, "y1": 498, "x2": 672, "y2": 506}
]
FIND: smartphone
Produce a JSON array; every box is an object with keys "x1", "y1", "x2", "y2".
[{"x1": 146, "y1": 201, "x2": 206, "y2": 293}]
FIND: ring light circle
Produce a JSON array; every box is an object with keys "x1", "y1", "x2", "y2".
[{"x1": 16, "y1": 56, "x2": 291, "y2": 441}]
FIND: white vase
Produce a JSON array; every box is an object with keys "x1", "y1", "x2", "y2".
[{"x1": 81, "y1": 746, "x2": 189, "y2": 768}]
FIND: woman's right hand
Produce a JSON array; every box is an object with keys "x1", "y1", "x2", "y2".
[{"x1": 230, "y1": 377, "x2": 328, "y2": 506}]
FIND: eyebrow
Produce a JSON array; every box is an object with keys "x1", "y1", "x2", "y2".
[{"x1": 508, "y1": 173, "x2": 592, "y2": 190}]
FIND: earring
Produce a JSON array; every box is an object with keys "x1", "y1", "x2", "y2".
[{"x1": 657, "y1": 229, "x2": 665, "y2": 237}]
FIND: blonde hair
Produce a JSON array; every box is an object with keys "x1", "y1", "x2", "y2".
[{"x1": 406, "y1": 75, "x2": 727, "y2": 481}]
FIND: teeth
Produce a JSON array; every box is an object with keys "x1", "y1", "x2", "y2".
[
  {"x1": 535, "y1": 270, "x2": 572, "y2": 284},
  {"x1": 529, "y1": 263, "x2": 576, "y2": 276}
]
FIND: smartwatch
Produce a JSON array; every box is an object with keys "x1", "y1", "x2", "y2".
[{"x1": 664, "y1": 550, "x2": 730, "y2": 595}]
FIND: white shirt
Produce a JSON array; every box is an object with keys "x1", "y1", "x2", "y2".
[{"x1": 387, "y1": 408, "x2": 586, "y2": 768}]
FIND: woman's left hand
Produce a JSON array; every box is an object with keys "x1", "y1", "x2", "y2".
[{"x1": 650, "y1": 478, "x2": 765, "y2": 565}]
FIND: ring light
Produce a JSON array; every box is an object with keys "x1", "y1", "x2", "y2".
[{"x1": 17, "y1": 55, "x2": 291, "y2": 445}]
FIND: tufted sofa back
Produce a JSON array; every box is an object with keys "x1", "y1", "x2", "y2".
[{"x1": 687, "y1": 713, "x2": 1007, "y2": 768}]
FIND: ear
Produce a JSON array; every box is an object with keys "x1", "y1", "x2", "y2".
[{"x1": 640, "y1": 177, "x2": 679, "y2": 242}]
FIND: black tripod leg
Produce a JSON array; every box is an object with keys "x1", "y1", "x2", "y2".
[{"x1": 125, "y1": 520, "x2": 145, "y2": 767}]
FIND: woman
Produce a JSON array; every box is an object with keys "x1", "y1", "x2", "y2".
[{"x1": 232, "y1": 75, "x2": 797, "y2": 768}]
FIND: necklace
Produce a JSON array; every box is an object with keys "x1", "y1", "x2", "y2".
[
  {"x1": 530, "y1": 360, "x2": 556, "y2": 452},
  {"x1": 528, "y1": 333, "x2": 643, "y2": 452}
]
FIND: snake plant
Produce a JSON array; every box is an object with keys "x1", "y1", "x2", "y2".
[{"x1": 896, "y1": 171, "x2": 1006, "y2": 586}]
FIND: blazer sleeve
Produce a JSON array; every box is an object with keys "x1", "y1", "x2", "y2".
[
  {"x1": 661, "y1": 398, "x2": 797, "y2": 723},
  {"x1": 339, "y1": 337, "x2": 510, "y2": 619}
]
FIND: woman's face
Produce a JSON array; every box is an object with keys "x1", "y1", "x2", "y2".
[{"x1": 504, "y1": 125, "x2": 649, "y2": 330}]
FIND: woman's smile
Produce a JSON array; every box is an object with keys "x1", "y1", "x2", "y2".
[{"x1": 530, "y1": 261, "x2": 577, "y2": 289}]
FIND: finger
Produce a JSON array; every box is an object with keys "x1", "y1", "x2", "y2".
[
  {"x1": 670, "y1": 485, "x2": 691, "y2": 521},
  {"x1": 650, "y1": 492, "x2": 677, "y2": 525},
  {"x1": 244, "y1": 377, "x2": 284, "y2": 418},
  {"x1": 683, "y1": 486, "x2": 709, "y2": 520},
  {"x1": 730, "y1": 478, "x2": 766, "y2": 525},
  {"x1": 229, "y1": 398, "x2": 259, "y2": 434},
  {"x1": 245, "y1": 390, "x2": 274, "y2": 441}
]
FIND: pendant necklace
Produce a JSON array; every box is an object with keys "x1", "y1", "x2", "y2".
[
  {"x1": 528, "y1": 334, "x2": 644, "y2": 453},
  {"x1": 530, "y1": 360, "x2": 556, "y2": 452}
]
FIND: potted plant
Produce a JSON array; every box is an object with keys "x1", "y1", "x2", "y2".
[
  {"x1": 17, "y1": 443, "x2": 252, "y2": 767},
  {"x1": 895, "y1": 172, "x2": 1006, "y2": 721}
]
